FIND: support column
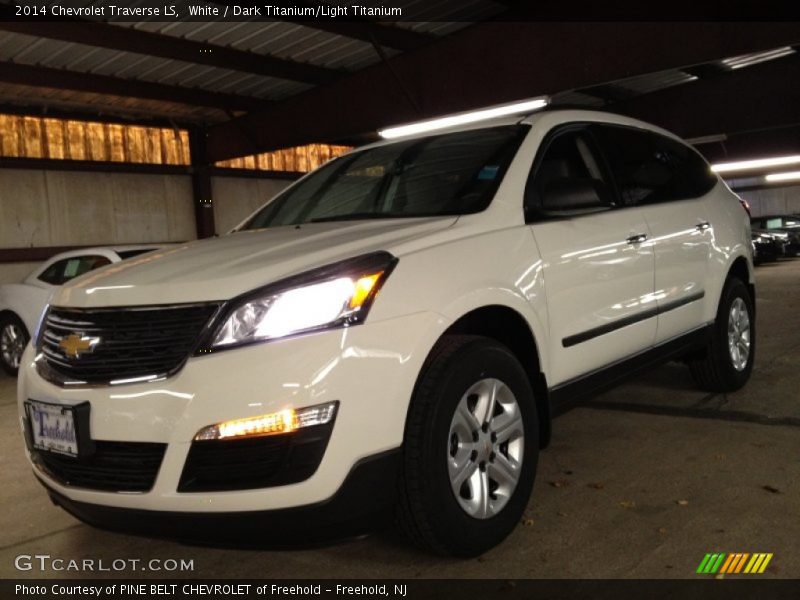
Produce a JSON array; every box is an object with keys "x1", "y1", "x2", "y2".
[{"x1": 189, "y1": 128, "x2": 216, "y2": 239}]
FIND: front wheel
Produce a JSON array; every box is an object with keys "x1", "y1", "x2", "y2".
[
  {"x1": 689, "y1": 278, "x2": 755, "y2": 392},
  {"x1": 397, "y1": 335, "x2": 539, "y2": 557},
  {"x1": 0, "y1": 313, "x2": 29, "y2": 376}
]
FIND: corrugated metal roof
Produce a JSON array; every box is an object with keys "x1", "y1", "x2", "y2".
[
  {"x1": 0, "y1": 81, "x2": 228, "y2": 123},
  {"x1": 0, "y1": 0, "x2": 494, "y2": 123},
  {"x1": 550, "y1": 91, "x2": 606, "y2": 108},
  {"x1": 0, "y1": 3, "x2": 791, "y2": 139},
  {"x1": 120, "y1": 20, "x2": 389, "y2": 72},
  {"x1": 0, "y1": 31, "x2": 313, "y2": 100},
  {"x1": 613, "y1": 69, "x2": 698, "y2": 95},
  {"x1": 551, "y1": 69, "x2": 702, "y2": 107},
  {"x1": 721, "y1": 46, "x2": 796, "y2": 70}
]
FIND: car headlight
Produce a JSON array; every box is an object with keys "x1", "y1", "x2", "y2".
[{"x1": 207, "y1": 252, "x2": 397, "y2": 350}]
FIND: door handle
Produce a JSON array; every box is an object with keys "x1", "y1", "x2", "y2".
[
  {"x1": 696, "y1": 221, "x2": 711, "y2": 231},
  {"x1": 626, "y1": 233, "x2": 648, "y2": 245}
]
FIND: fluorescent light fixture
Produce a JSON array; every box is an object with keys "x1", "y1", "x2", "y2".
[
  {"x1": 722, "y1": 46, "x2": 795, "y2": 70},
  {"x1": 378, "y1": 97, "x2": 548, "y2": 139},
  {"x1": 765, "y1": 171, "x2": 800, "y2": 183},
  {"x1": 711, "y1": 155, "x2": 800, "y2": 174}
]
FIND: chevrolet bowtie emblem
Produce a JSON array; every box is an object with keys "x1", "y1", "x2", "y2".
[{"x1": 58, "y1": 333, "x2": 99, "y2": 359}]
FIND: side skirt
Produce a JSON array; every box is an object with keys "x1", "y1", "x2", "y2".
[{"x1": 548, "y1": 324, "x2": 713, "y2": 416}]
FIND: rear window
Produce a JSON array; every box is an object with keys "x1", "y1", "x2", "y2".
[
  {"x1": 592, "y1": 125, "x2": 717, "y2": 206},
  {"x1": 117, "y1": 249, "x2": 156, "y2": 259},
  {"x1": 38, "y1": 255, "x2": 112, "y2": 286}
]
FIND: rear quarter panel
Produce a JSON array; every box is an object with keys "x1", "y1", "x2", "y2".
[{"x1": 703, "y1": 181, "x2": 754, "y2": 321}]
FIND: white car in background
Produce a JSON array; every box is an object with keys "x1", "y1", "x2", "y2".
[{"x1": 0, "y1": 246, "x2": 161, "y2": 375}]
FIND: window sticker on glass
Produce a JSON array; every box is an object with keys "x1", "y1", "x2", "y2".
[
  {"x1": 478, "y1": 165, "x2": 500, "y2": 180},
  {"x1": 63, "y1": 260, "x2": 80, "y2": 278}
]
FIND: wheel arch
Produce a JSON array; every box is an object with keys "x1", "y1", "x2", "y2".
[
  {"x1": 433, "y1": 304, "x2": 551, "y2": 448},
  {"x1": 726, "y1": 255, "x2": 755, "y2": 315},
  {"x1": 0, "y1": 308, "x2": 27, "y2": 329}
]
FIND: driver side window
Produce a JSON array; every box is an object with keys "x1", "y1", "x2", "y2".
[{"x1": 525, "y1": 127, "x2": 613, "y2": 220}]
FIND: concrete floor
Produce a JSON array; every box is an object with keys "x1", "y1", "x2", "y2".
[{"x1": 1, "y1": 260, "x2": 798, "y2": 579}]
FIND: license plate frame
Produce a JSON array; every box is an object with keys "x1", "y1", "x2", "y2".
[{"x1": 24, "y1": 400, "x2": 93, "y2": 458}]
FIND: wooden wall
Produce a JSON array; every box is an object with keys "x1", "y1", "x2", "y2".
[
  {"x1": 0, "y1": 113, "x2": 348, "y2": 172},
  {"x1": 0, "y1": 115, "x2": 189, "y2": 165},
  {"x1": 216, "y1": 143, "x2": 350, "y2": 172}
]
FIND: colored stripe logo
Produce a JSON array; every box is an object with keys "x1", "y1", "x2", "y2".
[{"x1": 697, "y1": 553, "x2": 773, "y2": 574}]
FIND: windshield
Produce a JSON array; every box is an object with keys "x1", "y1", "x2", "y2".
[{"x1": 241, "y1": 125, "x2": 527, "y2": 229}]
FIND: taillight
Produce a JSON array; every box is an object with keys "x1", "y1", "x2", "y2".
[{"x1": 738, "y1": 197, "x2": 751, "y2": 217}]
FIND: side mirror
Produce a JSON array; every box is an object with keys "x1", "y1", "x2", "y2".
[{"x1": 542, "y1": 177, "x2": 610, "y2": 213}]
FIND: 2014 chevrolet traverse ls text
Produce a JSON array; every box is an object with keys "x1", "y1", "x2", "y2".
[{"x1": 18, "y1": 109, "x2": 755, "y2": 556}]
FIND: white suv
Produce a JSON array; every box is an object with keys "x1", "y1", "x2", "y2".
[{"x1": 17, "y1": 109, "x2": 754, "y2": 556}]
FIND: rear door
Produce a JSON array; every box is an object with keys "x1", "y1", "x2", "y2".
[
  {"x1": 593, "y1": 125, "x2": 716, "y2": 343},
  {"x1": 526, "y1": 125, "x2": 656, "y2": 386}
]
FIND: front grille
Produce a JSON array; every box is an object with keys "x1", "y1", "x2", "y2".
[
  {"x1": 178, "y1": 422, "x2": 334, "y2": 492},
  {"x1": 32, "y1": 441, "x2": 167, "y2": 492},
  {"x1": 39, "y1": 304, "x2": 219, "y2": 384}
]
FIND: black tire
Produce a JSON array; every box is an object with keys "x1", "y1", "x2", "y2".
[
  {"x1": 689, "y1": 278, "x2": 755, "y2": 392},
  {"x1": 397, "y1": 335, "x2": 539, "y2": 557},
  {"x1": 0, "y1": 313, "x2": 30, "y2": 376}
]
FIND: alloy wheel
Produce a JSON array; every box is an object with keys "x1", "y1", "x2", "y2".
[
  {"x1": 727, "y1": 297, "x2": 751, "y2": 372},
  {"x1": 0, "y1": 322, "x2": 26, "y2": 370},
  {"x1": 447, "y1": 377, "x2": 524, "y2": 519}
]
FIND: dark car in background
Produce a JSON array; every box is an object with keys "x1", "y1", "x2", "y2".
[
  {"x1": 750, "y1": 215, "x2": 800, "y2": 257},
  {"x1": 751, "y1": 230, "x2": 784, "y2": 264}
]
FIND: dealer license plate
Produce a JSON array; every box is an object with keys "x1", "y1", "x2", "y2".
[{"x1": 25, "y1": 400, "x2": 79, "y2": 457}]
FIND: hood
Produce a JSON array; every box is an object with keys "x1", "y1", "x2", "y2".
[{"x1": 54, "y1": 217, "x2": 457, "y2": 308}]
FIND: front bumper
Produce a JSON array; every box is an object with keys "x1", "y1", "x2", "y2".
[
  {"x1": 18, "y1": 311, "x2": 446, "y2": 516},
  {"x1": 39, "y1": 448, "x2": 401, "y2": 544}
]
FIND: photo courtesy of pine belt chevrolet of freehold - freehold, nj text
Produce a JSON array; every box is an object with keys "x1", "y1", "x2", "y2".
[{"x1": 17, "y1": 104, "x2": 755, "y2": 557}]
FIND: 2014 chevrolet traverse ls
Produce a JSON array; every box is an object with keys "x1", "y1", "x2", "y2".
[{"x1": 18, "y1": 109, "x2": 755, "y2": 557}]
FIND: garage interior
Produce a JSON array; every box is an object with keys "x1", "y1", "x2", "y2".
[{"x1": 1, "y1": 2, "x2": 799, "y2": 578}]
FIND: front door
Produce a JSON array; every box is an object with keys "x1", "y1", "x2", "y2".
[{"x1": 526, "y1": 126, "x2": 657, "y2": 386}]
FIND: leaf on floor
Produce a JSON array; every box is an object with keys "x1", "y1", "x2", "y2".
[
  {"x1": 588, "y1": 482, "x2": 605, "y2": 490},
  {"x1": 618, "y1": 500, "x2": 636, "y2": 509},
  {"x1": 676, "y1": 499, "x2": 689, "y2": 506},
  {"x1": 549, "y1": 479, "x2": 570, "y2": 488}
]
